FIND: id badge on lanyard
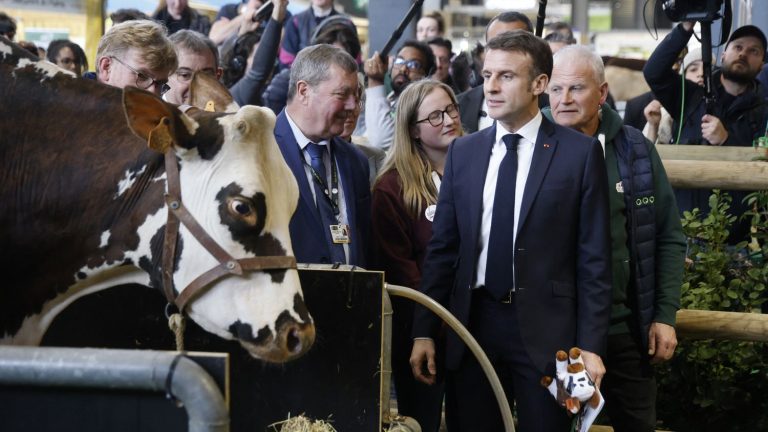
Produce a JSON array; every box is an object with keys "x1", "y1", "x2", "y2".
[{"x1": 306, "y1": 151, "x2": 351, "y2": 244}]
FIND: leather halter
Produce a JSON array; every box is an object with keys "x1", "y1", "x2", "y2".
[{"x1": 161, "y1": 149, "x2": 297, "y2": 312}]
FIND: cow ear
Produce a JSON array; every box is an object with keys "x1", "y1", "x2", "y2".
[
  {"x1": 122, "y1": 87, "x2": 178, "y2": 153},
  {"x1": 188, "y1": 71, "x2": 237, "y2": 113}
]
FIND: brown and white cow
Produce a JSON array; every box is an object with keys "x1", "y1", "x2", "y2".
[{"x1": 0, "y1": 37, "x2": 314, "y2": 362}]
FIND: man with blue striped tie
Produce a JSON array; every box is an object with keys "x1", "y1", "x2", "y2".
[{"x1": 273, "y1": 43, "x2": 371, "y2": 266}]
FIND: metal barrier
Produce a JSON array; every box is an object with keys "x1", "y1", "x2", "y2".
[
  {"x1": 0, "y1": 346, "x2": 228, "y2": 432},
  {"x1": 386, "y1": 284, "x2": 516, "y2": 432}
]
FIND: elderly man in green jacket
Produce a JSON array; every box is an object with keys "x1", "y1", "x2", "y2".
[{"x1": 544, "y1": 44, "x2": 686, "y2": 432}]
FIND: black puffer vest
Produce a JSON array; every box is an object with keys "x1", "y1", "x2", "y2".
[{"x1": 614, "y1": 126, "x2": 657, "y2": 348}]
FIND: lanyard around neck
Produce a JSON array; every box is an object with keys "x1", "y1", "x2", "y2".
[{"x1": 303, "y1": 145, "x2": 341, "y2": 217}]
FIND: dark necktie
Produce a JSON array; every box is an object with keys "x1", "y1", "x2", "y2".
[
  {"x1": 306, "y1": 142, "x2": 346, "y2": 264},
  {"x1": 485, "y1": 133, "x2": 521, "y2": 300}
]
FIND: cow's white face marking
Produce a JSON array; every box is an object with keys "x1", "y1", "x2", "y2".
[
  {"x1": 172, "y1": 106, "x2": 305, "y2": 353},
  {"x1": 115, "y1": 165, "x2": 147, "y2": 198}
]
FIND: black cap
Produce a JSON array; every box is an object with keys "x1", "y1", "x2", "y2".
[{"x1": 726, "y1": 25, "x2": 767, "y2": 58}]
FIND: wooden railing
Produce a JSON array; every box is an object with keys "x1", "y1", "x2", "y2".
[
  {"x1": 657, "y1": 144, "x2": 768, "y2": 190},
  {"x1": 675, "y1": 309, "x2": 768, "y2": 342}
]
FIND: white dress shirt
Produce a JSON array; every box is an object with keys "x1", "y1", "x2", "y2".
[{"x1": 474, "y1": 112, "x2": 542, "y2": 288}]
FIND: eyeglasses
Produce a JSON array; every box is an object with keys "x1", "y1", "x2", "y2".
[
  {"x1": 161, "y1": 68, "x2": 217, "y2": 95},
  {"x1": 110, "y1": 56, "x2": 168, "y2": 91},
  {"x1": 415, "y1": 103, "x2": 459, "y2": 127},
  {"x1": 173, "y1": 67, "x2": 217, "y2": 83},
  {"x1": 393, "y1": 57, "x2": 423, "y2": 72}
]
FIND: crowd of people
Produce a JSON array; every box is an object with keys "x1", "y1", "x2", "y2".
[{"x1": 3, "y1": 3, "x2": 768, "y2": 431}]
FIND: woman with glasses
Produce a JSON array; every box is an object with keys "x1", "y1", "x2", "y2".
[{"x1": 371, "y1": 79, "x2": 461, "y2": 432}]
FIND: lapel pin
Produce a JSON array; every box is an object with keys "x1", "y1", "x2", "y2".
[{"x1": 543, "y1": 143, "x2": 551, "y2": 148}]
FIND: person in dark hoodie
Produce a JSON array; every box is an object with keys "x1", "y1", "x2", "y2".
[{"x1": 547, "y1": 45, "x2": 686, "y2": 432}]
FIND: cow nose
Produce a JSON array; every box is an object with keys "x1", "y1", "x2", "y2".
[{"x1": 278, "y1": 318, "x2": 316, "y2": 358}]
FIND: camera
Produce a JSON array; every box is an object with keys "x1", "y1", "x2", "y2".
[{"x1": 661, "y1": 0, "x2": 724, "y2": 23}]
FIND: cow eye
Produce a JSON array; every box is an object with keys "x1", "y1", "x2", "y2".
[
  {"x1": 224, "y1": 196, "x2": 261, "y2": 228},
  {"x1": 229, "y1": 198, "x2": 253, "y2": 216}
]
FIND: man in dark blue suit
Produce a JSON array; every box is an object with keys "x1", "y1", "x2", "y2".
[
  {"x1": 273, "y1": 44, "x2": 371, "y2": 266},
  {"x1": 410, "y1": 31, "x2": 612, "y2": 431}
]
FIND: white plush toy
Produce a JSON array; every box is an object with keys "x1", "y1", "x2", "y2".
[{"x1": 541, "y1": 347, "x2": 604, "y2": 432}]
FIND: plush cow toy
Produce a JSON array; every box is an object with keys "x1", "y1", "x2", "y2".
[{"x1": 541, "y1": 347, "x2": 604, "y2": 431}]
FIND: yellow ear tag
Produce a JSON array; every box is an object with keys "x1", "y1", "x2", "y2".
[
  {"x1": 148, "y1": 117, "x2": 174, "y2": 153},
  {"x1": 204, "y1": 100, "x2": 216, "y2": 112}
]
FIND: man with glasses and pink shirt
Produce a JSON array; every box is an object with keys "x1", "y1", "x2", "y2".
[{"x1": 95, "y1": 20, "x2": 177, "y2": 96}]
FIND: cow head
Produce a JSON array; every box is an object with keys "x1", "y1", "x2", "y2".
[{"x1": 123, "y1": 88, "x2": 313, "y2": 362}]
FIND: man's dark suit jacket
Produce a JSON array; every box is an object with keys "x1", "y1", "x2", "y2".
[
  {"x1": 457, "y1": 85, "x2": 551, "y2": 133},
  {"x1": 274, "y1": 110, "x2": 372, "y2": 266},
  {"x1": 413, "y1": 116, "x2": 613, "y2": 374},
  {"x1": 456, "y1": 85, "x2": 485, "y2": 134}
]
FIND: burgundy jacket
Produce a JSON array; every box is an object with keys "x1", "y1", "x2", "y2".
[{"x1": 371, "y1": 170, "x2": 435, "y2": 290}]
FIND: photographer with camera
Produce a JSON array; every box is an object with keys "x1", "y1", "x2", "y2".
[
  {"x1": 644, "y1": 21, "x2": 767, "y2": 146},
  {"x1": 644, "y1": 19, "x2": 768, "y2": 240}
]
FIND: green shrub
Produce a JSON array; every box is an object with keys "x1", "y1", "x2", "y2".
[{"x1": 657, "y1": 190, "x2": 768, "y2": 431}]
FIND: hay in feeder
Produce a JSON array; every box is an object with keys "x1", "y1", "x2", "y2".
[
  {"x1": 268, "y1": 413, "x2": 337, "y2": 432},
  {"x1": 386, "y1": 414, "x2": 421, "y2": 432}
]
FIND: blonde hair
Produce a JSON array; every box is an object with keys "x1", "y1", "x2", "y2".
[
  {"x1": 97, "y1": 20, "x2": 177, "y2": 73},
  {"x1": 376, "y1": 80, "x2": 463, "y2": 218}
]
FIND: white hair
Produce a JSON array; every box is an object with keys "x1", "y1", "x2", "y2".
[{"x1": 552, "y1": 44, "x2": 605, "y2": 84}]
